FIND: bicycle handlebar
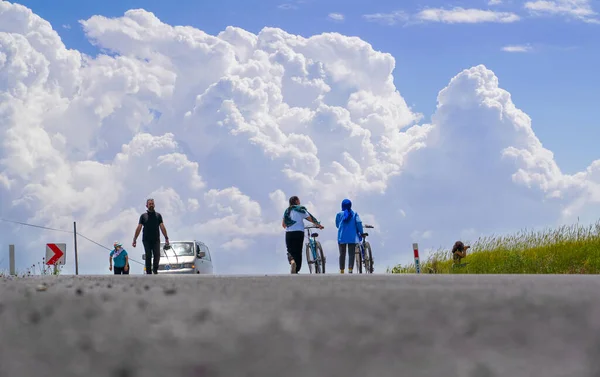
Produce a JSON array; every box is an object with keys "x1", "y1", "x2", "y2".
[
  {"x1": 305, "y1": 224, "x2": 370, "y2": 229},
  {"x1": 305, "y1": 225, "x2": 322, "y2": 229}
]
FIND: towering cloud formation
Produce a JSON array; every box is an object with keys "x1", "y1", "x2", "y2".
[{"x1": 0, "y1": 1, "x2": 597, "y2": 275}]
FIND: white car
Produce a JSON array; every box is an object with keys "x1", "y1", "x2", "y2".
[{"x1": 142, "y1": 240, "x2": 214, "y2": 274}]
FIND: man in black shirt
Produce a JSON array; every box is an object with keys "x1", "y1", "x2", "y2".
[{"x1": 132, "y1": 198, "x2": 170, "y2": 274}]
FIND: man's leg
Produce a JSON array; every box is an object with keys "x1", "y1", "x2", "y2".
[
  {"x1": 152, "y1": 240, "x2": 161, "y2": 274},
  {"x1": 143, "y1": 240, "x2": 153, "y2": 274},
  {"x1": 347, "y1": 243, "x2": 356, "y2": 273},
  {"x1": 338, "y1": 243, "x2": 346, "y2": 273},
  {"x1": 114, "y1": 267, "x2": 123, "y2": 275}
]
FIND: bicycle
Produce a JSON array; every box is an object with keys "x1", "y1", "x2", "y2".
[
  {"x1": 305, "y1": 225, "x2": 326, "y2": 274},
  {"x1": 355, "y1": 224, "x2": 374, "y2": 274}
]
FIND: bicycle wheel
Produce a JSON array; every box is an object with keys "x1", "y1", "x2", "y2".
[
  {"x1": 364, "y1": 242, "x2": 373, "y2": 273},
  {"x1": 355, "y1": 246, "x2": 363, "y2": 274},
  {"x1": 316, "y1": 241, "x2": 326, "y2": 274},
  {"x1": 305, "y1": 244, "x2": 315, "y2": 274}
]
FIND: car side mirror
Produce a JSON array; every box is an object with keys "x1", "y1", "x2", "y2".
[
  {"x1": 142, "y1": 254, "x2": 145, "y2": 260},
  {"x1": 198, "y1": 251, "x2": 206, "y2": 258}
]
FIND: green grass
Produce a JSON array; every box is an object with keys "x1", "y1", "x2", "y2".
[
  {"x1": 0, "y1": 257, "x2": 65, "y2": 278},
  {"x1": 388, "y1": 220, "x2": 600, "y2": 274}
]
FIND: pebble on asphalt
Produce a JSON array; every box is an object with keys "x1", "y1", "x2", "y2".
[{"x1": 164, "y1": 287, "x2": 177, "y2": 295}]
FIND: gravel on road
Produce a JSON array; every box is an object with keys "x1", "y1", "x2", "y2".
[{"x1": 1, "y1": 274, "x2": 600, "y2": 377}]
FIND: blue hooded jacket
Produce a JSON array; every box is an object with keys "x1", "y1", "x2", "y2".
[{"x1": 335, "y1": 199, "x2": 364, "y2": 244}]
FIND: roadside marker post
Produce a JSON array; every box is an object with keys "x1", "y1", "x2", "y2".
[{"x1": 413, "y1": 243, "x2": 420, "y2": 274}]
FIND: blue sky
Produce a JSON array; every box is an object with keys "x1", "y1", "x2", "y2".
[
  {"x1": 2, "y1": 0, "x2": 600, "y2": 275},
  {"x1": 12, "y1": 0, "x2": 599, "y2": 176}
]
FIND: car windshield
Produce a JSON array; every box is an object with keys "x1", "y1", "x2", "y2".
[{"x1": 160, "y1": 242, "x2": 195, "y2": 257}]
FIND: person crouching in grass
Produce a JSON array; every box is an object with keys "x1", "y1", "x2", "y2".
[
  {"x1": 109, "y1": 242, "x2": 129, "y2": 275},
  {"x1": 452, "y1": 241, "x2": 470, "y2": 266}
]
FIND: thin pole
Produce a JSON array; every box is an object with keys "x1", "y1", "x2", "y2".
[
  {"x1": 73, "y1": 221, "x2": 79, "y2": 275},
  {"x1": 9, "y1": 244, "x2": 15, "y2": 276}
]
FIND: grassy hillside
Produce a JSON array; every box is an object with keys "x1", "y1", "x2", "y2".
[{"x1": 388, "y1": 221, "x2": 600, "y2": 274}]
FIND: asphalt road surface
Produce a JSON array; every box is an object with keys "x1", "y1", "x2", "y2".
[{"x1": 1, "y1": 274, "x2": 600, "y2": 377}]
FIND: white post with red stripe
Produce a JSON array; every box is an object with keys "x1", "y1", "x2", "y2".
[{"x1": 413, "y1": 243, "x2": 421, "y2": 274}]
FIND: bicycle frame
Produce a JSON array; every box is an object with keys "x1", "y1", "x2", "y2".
[
  {"x1": 358, "y1": 241, "x2": 365, "y2": 264},
  {"x1": 356, "y1": 224, "x2": 374, "y2": 274},
  {"x1": 305, "y1": 225, "x2": 325, "y2": 273}
]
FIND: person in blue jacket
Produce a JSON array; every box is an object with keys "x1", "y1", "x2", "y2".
[{"x1": 335, "y1": 198, "x2": 364, "y2": 274}]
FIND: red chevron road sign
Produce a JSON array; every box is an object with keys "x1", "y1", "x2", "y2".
[{"x1": 46, "y1": 243, "x2": 66, "y2": 265}]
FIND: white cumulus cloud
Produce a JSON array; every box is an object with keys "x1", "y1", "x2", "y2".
[
  {"x1": 524, "y1": 0, "x2": 599, "y2": 23},
  {"x1": 502, "y1": 44, "x2": 533, "y2": 52},
  {"x1": 363, "y1": 7, "x2": 520, "y2": 25},
  {"x1": 1, "y1": 1, "x2": 599, "y2": 276},
  {"x1": 362, "y1": 11, "x2": 409, "y2": 25},
  {"x1": 415, "y1": 7, "x2": 521, "y2": 23},
  {"x1": 328, "y1": 13, "x2": 344, "y2": 21}
]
